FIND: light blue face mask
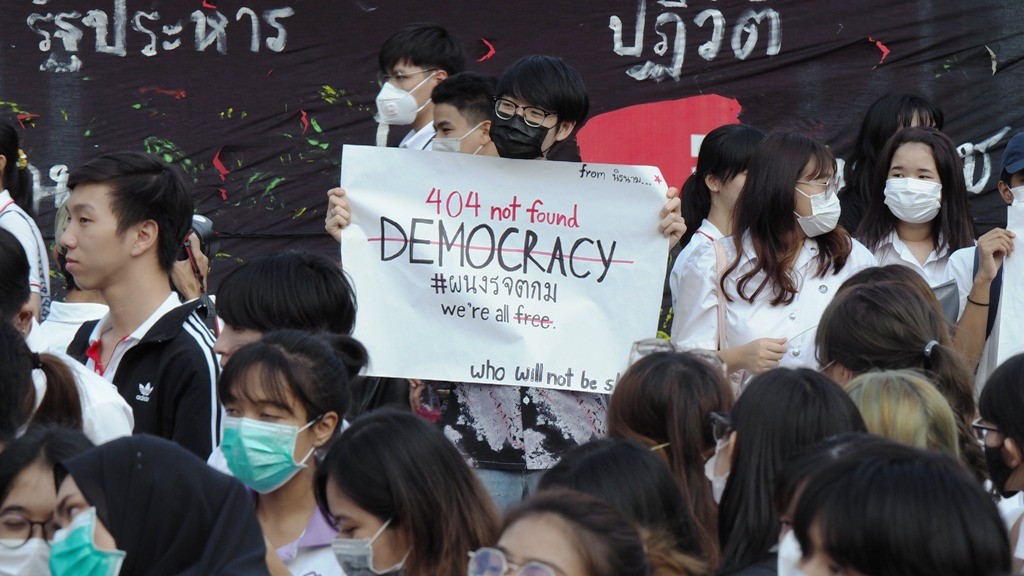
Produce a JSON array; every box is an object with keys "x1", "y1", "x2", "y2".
[
  {"x1": 49, "y1": 507, "x2": 125, "y2": 576},
  {"x1": 220, "y1": 415, "x2": 318, "y2": 493}
]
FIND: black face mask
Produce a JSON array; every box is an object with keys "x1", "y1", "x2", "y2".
[
  {"x1": 490, "y1": 114, "x2": 552, "y2": 160},
  {"x1": 985, "y1": 445, "x2": 1019, "y2": 497}
]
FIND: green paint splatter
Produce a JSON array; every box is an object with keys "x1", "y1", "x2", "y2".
[
  {"x1": 292, "y1": 206, "x2": 308, "y2": 219},
  {"x1": 319, "y1": 85, "x2": 340, "y2": 104},
  {"x1": 306, "y1": 139, "x2": 329, "y2": 150},
  {"x1": 143, "y1": 136, "x2": 198, "y2": 177},
  {"x1": 60, "y1": 110, "x2": 69, "y2": 121},
  {"x1": 84, "y1": 129, "x2": 92, "y2": 137},
  {"x1": 131, "y1": 103, "x2": 144, "y2": 110},
  {"x1": 310, "y1": 117, "x2": 324, "y2": 134}
]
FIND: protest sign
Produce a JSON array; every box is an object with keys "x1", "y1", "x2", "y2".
[
  {"x1": 340, "y1": 145, "x2": 668, "y2": 392},
  {"x1": 996, "y1": 202, "x2": 1024, "y2": 364}
]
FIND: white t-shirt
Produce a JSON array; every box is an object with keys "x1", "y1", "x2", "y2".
[
  {"x1": 947, "y1": 246, "x2": 998, "y2": 394},
  {"x1": 669, "y1": 219, "x2": 724, "y2": 307},
  {"x1": 38, "y1": 300, "x2": 109, "y2": 355},
  {"x1": 0, "y1": 190, "x2": 51, "y2": 318},
  {"x1": 872, "y1": 230, "x2": 952, "y2": 287},
  {"x1": 672, "y1": 234, "x2": 878, "y2": 370},
  {"x1": 26, "y1": 320, "x2": 133, "y2": 444}
]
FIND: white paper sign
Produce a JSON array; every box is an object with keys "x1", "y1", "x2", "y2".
[
  {"x1": 340, "y1": 145, "x2": 668, "y2": 393},
  {"x1": 996, "y1": 202, "x2": 1024, "y2": 364}
]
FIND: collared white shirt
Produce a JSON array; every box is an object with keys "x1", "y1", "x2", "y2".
[
  {"x1": 399, "y1": 123, "x2": 436, "y2": 151},
  {"x1": 86, "y1": 293, "x2": 181, "y2": 380},
  {"x1": 671, "y1": 234, "x2": 878, "y2": 370},
  {"x1": 947, "y1": 246, "x2": 998, "y2": 394},
  {"x1": 873, "y1": 230, "x2": 952, "y2": 287},
  {"x1": 0, "y1": 189, "x2": 51, "y2": 316},
  {"x1": 26, "y1": 320, "x2": 134, "y2": 444},
  {"x1": 669, "y1": 219, "x2": 723, "y2": 307},
  {"x1": 38, "y1": 300, "x2": 109, "y2": 355}
]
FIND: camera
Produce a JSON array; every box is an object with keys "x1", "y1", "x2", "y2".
[{"x1": 177, "y1": 214, "x2": 218, "y2": 261}]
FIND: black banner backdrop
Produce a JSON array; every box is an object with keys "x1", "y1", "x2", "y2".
[{"x1": 3, "y1": 0, "x2": 1022, "y2": 290}]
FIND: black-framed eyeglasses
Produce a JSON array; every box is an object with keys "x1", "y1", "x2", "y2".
[
  {"x1": 711, "y1": 412, "x2": 732, "y2": 443},
  {"x1": 493, "y1": 98, "x2": 556, "y2": 128},
  {"x1": 468, "y1": 547, "x2": 559, "y2": 576},
  {"x1": 972, "y1": 417, "x2": 1001, "y2": 442},
  {"x1": 376, "y1": 68, "x2": 438, "y2": 86},
  {"x1": 0, "y1": 512, "x2": 58, "y2": 548}
]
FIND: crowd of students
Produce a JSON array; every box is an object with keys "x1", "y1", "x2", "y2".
[{"x1": 0, "y1": 19, "x2": 1022, "y2": 576}]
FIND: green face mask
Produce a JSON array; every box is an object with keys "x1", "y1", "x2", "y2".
[
  {"x1": 220, "y1": 416, "x2": 318, "y2": 493},
  {"x1": 49, "y1": 507, "x2": 125, "y2": 576}
]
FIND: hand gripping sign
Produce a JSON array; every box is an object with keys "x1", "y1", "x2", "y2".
[{"x1": 340, "y1": 145, "x2": 668, "y2": 393}]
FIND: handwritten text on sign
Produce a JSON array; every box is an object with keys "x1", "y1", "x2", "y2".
[{"x1": 340, "y1": 145, "x2": 668, "y2": 392}]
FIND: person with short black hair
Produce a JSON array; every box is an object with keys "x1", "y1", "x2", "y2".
[
  {"x1": 430, "y1": 72, "x2": 499, "y2": 156},
  {"x1": 61, "y1": 151, "x2": 218, "y2": 458},
  {"x1": 793, "y1": 442, "x2": 1010, "y2": 576}
]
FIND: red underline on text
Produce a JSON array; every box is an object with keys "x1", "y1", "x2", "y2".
[{"x1": 366, "y1": 237, "x2": 635, "y2": 265}]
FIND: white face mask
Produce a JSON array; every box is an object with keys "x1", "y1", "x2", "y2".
[
  {"x1": 883, "y1": 177, "x2": 942, "y2": 224},
  {"x1": 431, "y1": 122, "x2": 485, "y2": 154},
  {"x1": 0, "y1": 538, "x2": 50, "y2": 576},
  {"x1": 794, "y1": 181, "x2": 841, "y2": 237},
  {"x1": 777, "y1": 530, "x2": 807, "y2": 576},
  {"x1": 374, "y1": 72, "x2": 437, "y2": 126},
  {"x1": 704, "y1": 438, "x2": 730, "y2": 504},
  {"x1": 1009, "y1": 185, "x2": 1024, "y2": 205}
]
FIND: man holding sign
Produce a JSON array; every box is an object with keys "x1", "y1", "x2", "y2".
[{"x1": 337, "y1": 55, "x2": 684, "y2": 510}]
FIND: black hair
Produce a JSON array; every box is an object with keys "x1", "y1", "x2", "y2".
[
  {"x1": 0, "y1": 121, "x2": 32, "y2": 217},
  {"x1": 856, "y1": 126, "x2": 974, "y2": 255},
  {"x1": 67, "y1": 151, "x2": 193, "y2": 274},
  {"x1": 219, "y1": 330, "x2": 367, "y2": 424},
  {"x1": 431, "y1": 72, "x2": 498, "y2": 126},
  {"x1": 496, "y1": 55, "x2": 590, "y2": 125},
  {"x1": 979, "y1": 354, "x2": 1024, "y2": 448},
  {"x1": 315, "y1": 409, "x2": 499, "y2": 576},
  {"x1": 679, "y1": 124, "x2": 765, "y2": 249},
  {"x1": 378, "y1": 22, "x2": 466, "y2": 75},
  {"x1": 717, "y1": 368, "x2": 866, "y2": 573},
  {"x1": 217, "y1": 251, "x2": 357, "y2": 334},
  {"x1": 842, "y1": 93, "x2": 944, "y2": 221},
  {"x1": 0, "y1": 227, "x2": 30, "y2": 322},
  {"x1": 0, "y1": 425, "x2": 93, "y2": 504},
  {"x1": 0, "y1": 321, "x2": 83, "y2": 437},
  {"x1": 504, "y1": 490, "x2": 650, "y2": 576},
  {"x1": 538, "y1": 438, "x2": 705, "y2": 563},
  {"x1": 792, "y1": 442, "x2": 1009, "y2": 576}
]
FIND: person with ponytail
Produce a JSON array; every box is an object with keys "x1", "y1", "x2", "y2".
[
  {"x1": 0, "y1": 227, "x2": 131, "y2": 445},
  {"x1": 0, "y1": 121, "x2": 50, "y2": 321},
  {"x1": 606, "y1": 350, "x2": 733, "y2": 567},
  {"x1": 670, "y1": 124, "x2": 764, "y2": 309},
  {"x1": 815, "y1": 280, "x2": 985, "y2": 483},
  {"x1": 218, "y1": 329, "x2": 367, "y2": 576}
]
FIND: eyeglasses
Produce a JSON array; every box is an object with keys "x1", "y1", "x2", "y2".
[
  {"x1": 795, "y1": 175, "x2": 840, "y2": 196},
  {"x1": 711, "y1": 412, "x2": 733, "y2": 443},
  {"x1": 494, "y1": 98, "x2": 556, "y2": 128},
  {"x1": 0, "y1": 512, "x2": 58, "y2": 548},
  {"x1": 468, "y1": 547, "x2": 558, "y2": 576},
  {"x1": 377, "y1": 68, "x2": 438, "y2": 86},
  {"x1": 627, "y1": 338, "x2": 727, "y2": 376},
  {"x1": 972, "y1": 417, "x2": 1001, "y2": 442}
]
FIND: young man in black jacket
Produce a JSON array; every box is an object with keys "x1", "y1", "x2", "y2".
[{"x1": 62, "y1": 152, "x2": 219, "y2": 458}]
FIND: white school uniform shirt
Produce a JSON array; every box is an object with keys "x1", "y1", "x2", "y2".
[
  {"x1": 399, "y1": 123, "x2": 435, "y2": 151},
  {"x1": 872, "y1": 230, "x2": 952, "y2": 287},
  {"x1": 38, "y1": 300, "x2": 109, "y2": 355},
  {"x1": 947, "y1": 245, "x2": 999, "y2": 394},
  {"x1": 26, "y1": 319, "x2": 134, "y2": 444},
  {"x1": 999, "y1": 494, "x2": 1024, "y2": 574},
  {"x1": 0, "y1": 189, "x2": 51, "y2": 317},
  {"x1": 672, "y1": 233, "x2": 878, "y2": 370},
  {"x1": 669, "y1": 219, "x2": 723, "y2": 307}
]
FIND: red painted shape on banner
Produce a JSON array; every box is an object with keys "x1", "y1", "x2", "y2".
[
  {"x1": 202, "y1": 1, "x2": 217, "y2": 9},
  {"x1": 16, "y1": 113, "x2": 40, "y2": 128},
  {"x1": 219, "y1": 188, "x2": 227, "y2": 201},
  {"x1": 300, "y1": 110, "x2": 310, "y2": 134},
  {"x1": 139, "y1": 86, "x2": 187, "y2": 99},
  {"x1": 477, "y1": 38, "x2": 496, "y2": 62},
  {"x1": 576, "y1": 95, "x2": 742, "y2": 190},
  {"x1": 212, "y1": 147, "x2": 230, "y2": 183},
  {"x1": 868, "y1": 37, "x2": 891, "y2": 67}
]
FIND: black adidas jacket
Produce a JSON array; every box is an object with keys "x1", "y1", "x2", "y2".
[{"x1": 68, "y1": 300, "x2": 220, "y2": 458}]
